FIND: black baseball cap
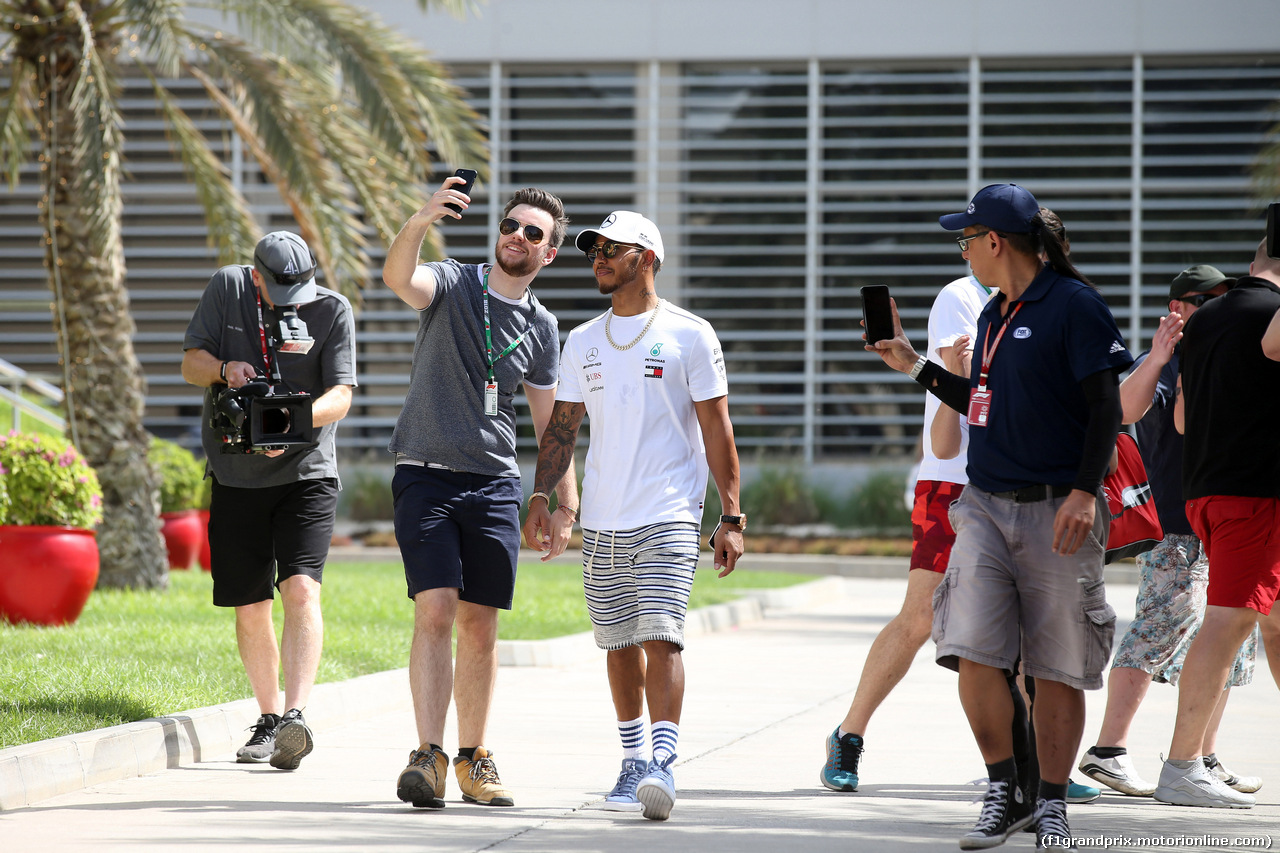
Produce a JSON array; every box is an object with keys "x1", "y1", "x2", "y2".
[{"x1": 1168, "y1": 264, "x2": 1234, "y2": 300}]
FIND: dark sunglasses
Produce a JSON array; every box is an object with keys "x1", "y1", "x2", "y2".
[
  {"x1": 1176, "y1": 293, "x2": 1217, "y2": 308},
  {"x1": 498, "y1": 218, "x2": 545, "y2": 245},
  {"x1": 253, "y1": 250, "x2": 316, "y2": 286},
  {"x1": 586, "y1": 240, "x2": 644, "y2": 264}
]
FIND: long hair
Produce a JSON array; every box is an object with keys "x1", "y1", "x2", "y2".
[{"x1": 1003, "y1": 215, "x2": 1094, "y2": 288}]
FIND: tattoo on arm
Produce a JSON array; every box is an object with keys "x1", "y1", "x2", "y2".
[{"x1": 534, "y1": 401, "x2": 585, "y2": 497}]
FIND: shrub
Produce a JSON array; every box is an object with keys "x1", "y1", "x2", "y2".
[
  {"x1": 843, "y1": 471, "x2": 911, "y2": 533},
  {"x1": 740, "y1": 467, "x2": 823, "y2": 527},
  {"x1": 149, "y1": 436, "x2": 204, "y2": 513},
  {"x1": 0, "y1": 431, "x2": 103, "y2": 529}
]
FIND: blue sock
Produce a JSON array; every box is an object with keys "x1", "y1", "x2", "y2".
[
  {"x1": 651, "y1": 721, "x2": 679, "y2": 765},
  {"x1": 618, "y1": 717, "x2": 649, "y2": 761}
]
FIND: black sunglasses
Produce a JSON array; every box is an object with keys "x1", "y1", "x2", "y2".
[
  {"x1": 1176, "y1": 293, "x2": 1217, "y2": 308},
  {"x1": 253, "y1": 250, "x2": 316, "y2": 287},
  {"x1": 586, "y1": 240, "x2": 644, "y2": 264},
  {"x1": 498, "y1": 218, "x2": 545, "y2": 245}
]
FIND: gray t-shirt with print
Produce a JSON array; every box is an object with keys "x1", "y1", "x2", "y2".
[
  {"x1": 388, "y1": 260, "x2": 559, "y2": 478},
  {"x1": 183, "y1": 264, "x2": 358, "y2": 488}
]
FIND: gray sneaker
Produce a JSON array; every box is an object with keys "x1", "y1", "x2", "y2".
[
  {"x1": 601, "y1": 758, "x2": 648, "y2": 811},
  {"x1": 1153, "y1": 757, "x2": 1254, "y2": 808},
  {"x1": 636, "y1": 754, "x2": 677, "y2": 821},
  {"x1": 1077, "y1": 747, "x2": 1156, "y2": 797},
  {"x1": 235, "y1": 713, "x2": 280, "y2": 764},
  {"x1": 269, "y1": 708, "x2": 314, "y2": 770}
]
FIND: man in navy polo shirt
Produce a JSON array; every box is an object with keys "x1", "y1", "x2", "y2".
[{"x1": 866, "y1": 184, "x2": 1131, "y2": 851}]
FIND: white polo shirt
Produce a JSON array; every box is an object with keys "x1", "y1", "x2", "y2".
[
  {"x1": 915, "y1": 275, "x2": 995, "y2": 487},
  {"x1": 557, "y1": 301, "x2": 728, "y2": 531}
]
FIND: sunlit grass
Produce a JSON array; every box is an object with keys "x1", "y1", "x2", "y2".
[{"x1": 0, "y1": 560, "x2": 812, "y2": 748}]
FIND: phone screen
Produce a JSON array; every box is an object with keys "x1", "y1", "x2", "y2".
[{"x1": 861, "y1": 285, "x2": 894, "y2": 344}]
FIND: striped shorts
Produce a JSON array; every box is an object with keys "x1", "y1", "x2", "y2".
[{"x1": 581, "y1": 521, "x2": 701, "y2": 651}]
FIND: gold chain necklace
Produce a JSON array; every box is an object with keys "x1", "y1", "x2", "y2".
[{"x1": 605, "y1": 299, "x2": 663, "y2": 351}]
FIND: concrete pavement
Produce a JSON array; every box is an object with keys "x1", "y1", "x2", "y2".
[{"x1": 1, "y1": 570, "x2": 1277, "y2": 852}]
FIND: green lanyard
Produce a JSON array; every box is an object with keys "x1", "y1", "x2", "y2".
[{"x1": 481, "y1": 266, "x2": 530, "y2": 384}]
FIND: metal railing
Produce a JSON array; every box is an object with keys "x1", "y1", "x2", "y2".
[{"x1": 0, "y1": 356, "x2": 66, "y2": 432}]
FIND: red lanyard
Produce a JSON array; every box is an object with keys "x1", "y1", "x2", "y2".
[
  {"x1": 978, "y1": 302, "x2": 1022, "y2": 391},
  {"x1": 253, "y1": 287, "x2": 273, "y2": 378}
]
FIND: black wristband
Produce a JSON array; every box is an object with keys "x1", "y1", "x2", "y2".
[{"x1": 219, "y1": 361, "x2": 228, "y2": 382}]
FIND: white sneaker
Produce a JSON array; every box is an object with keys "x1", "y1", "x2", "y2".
[
  {"x1": 1153, "y1": 757, "x2": 1255, "y2": 808},
  {"x1": 1204, "y1": 753, "x2": 1263, "y2": 794},
  {"x1": 1077, "y1": 747, "x2": 1156, "y2": 797}
]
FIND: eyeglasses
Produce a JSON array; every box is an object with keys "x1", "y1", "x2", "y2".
[
  {"x1": 498, "y1": 218, "x2": 545, "y2": 245},
  {"x1": 1176, "y1": 293, "x2": 1217, "y2": 307},
  {"x1": 253, "y1": 251, "x2": 315, "y2": 286},
  {"x1": 956, "y1": 230, "x2": 993, "y2": 253},
  {"x1": 586, "y1": 240, "x2": 644, "y2": 264}
]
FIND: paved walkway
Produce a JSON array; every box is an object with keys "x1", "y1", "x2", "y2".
[{"x1": 1, "y1": 571, "x2": 1277, "y2": 852}]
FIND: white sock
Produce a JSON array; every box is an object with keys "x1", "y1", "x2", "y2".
[
  {"x1": 651, "y1": 720, "x2": 680, "y2": 765},
  {"x1": 618, "y1": 717, "x2": 649, "y2": 761}
]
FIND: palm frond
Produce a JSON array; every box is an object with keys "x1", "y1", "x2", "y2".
[
  {"x1": 188, "y1": 38, "x2": 367, "y2": 298},
  {"x1": 0, "y1": 56, "x2": 34, "y2": 189},
  {"x1": 413, "y1": 0, "x2": 484, "y2": 17},
  {"x1": 142, "y1": 65, "x2": 260, "y2": 264},
  {"x1": 119, "y1": 0, "x2": 187, "y2": 78}
]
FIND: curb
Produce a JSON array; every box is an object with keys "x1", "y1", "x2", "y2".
[{"x1": 0, "y1": 576, "x2": 846, "y2": 811}]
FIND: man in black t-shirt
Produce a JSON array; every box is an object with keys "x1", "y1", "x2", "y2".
[{"x1": 1155, "y1": 241, "x2": 1280, "y2": 808}]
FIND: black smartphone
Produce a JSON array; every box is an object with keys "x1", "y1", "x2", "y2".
[
  {"x1": 444, "y1": 168, "x2": 478, "y2": 214},
  {"x1": 861, "y1": 284, "x2": 894, "y2": 344},
  {"x1": 707, "y1": 523, "x2": 724, "y2": 561},
  {"x1": 1268, "y1": 202, "x2": 1280, "y2": 260}
]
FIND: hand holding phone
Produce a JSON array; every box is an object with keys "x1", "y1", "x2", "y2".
[
  {"x1": 861, "y1": 285, "x2": 895, "y2": 344},
  {"x1": 444, "y1": 168, "x2": 478, "y2": 214}
]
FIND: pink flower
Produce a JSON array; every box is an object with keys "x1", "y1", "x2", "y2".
[{"x1": 91, "y1": 495, "x2": 102, "y2": 508}]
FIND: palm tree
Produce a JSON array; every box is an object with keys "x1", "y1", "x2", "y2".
[{"x1": 0, "y1": 0, "x2": 487, "y2": 588}]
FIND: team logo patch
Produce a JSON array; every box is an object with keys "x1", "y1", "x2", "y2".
[
  {"x1": 645, "y1": 365, "x2": 664, "y2": 379},
  {"x1": 1013, "y1": 327, "x2": 1031, "y2": 339},
  {"x1": 966, "y1": 202, "x2": 976, "y2": 214},
  {"x1": 1109, "y1": 340, "x2": 1127, "y2": 354},
  {"x1": 650, "y1": 342, "x2": 664, "y2": 356},
  {"x1": 586, "y1": 347, "x2": 599, "y2": 361}
]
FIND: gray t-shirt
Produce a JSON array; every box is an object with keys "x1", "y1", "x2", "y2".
[
  {"x1": 388, "y1": 260, "x2": 559, "y2": 478},
  {"x1": 183, "y1": 264, "x2": 358, "y2": 488}
]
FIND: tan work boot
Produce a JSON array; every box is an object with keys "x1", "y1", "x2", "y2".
[
  {"x1": 397, "y1": 745, "x2": 448, "y2": 809},
  {"x1": 454, "y1": 746, "x2": 515, "y2": 806}
]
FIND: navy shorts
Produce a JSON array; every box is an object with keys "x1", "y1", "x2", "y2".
[
  {"x1": 208, "y1": 477, "x2": 338, "y2": 607},
  {"x1": 392, "y1": 464, "x2": 522, "y2": 610}
]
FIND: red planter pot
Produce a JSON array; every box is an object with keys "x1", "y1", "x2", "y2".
[
  {"x1": 0, "y1": 525, "x2": 100, "y2": 626},
  {"x1": 197, "y1": 509, "x2": 212, "y2": 572},
  {"x1": 161, "y1": 510, "x2": 203, "y2": 570}
]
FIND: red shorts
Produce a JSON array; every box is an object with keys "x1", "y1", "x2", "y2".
[
  {"x1": 910, "y1": 480, "x2": 966, "y2": 573},
  {"x1": 1185, "y1": 495, "x2": 1280, "y2": 615}
]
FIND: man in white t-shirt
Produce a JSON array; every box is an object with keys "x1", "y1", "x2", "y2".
[
  {"x1": 523, "y1": 210, "x2": 745, "y2": 823},
  {"x1": 819, "y1": 272, "x2": 993, "y2": 793}
]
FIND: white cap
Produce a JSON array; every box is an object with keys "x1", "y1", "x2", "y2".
[{"x1": 575, "y1": 211, "x2": 664, "y2": 262}]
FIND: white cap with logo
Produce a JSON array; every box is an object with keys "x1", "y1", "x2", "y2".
[{"x1": 575, "y1": 211, "x2": 664, "y2": 263}]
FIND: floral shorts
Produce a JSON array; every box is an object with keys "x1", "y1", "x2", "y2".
[{"x1": 1111, "y1": 533, "x2": 1258, "y2": 687}]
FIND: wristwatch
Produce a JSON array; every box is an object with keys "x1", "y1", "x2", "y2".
[{"x1": 719, "y1": 513, "x2": 747, "y2": 531}]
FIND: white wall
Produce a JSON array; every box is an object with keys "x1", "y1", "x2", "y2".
[{"x1": 353, "y1": 0, "x2": 1280, "y2": 62}]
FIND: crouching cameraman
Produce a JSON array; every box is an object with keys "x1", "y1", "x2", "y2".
[{"x1": 182, "y1": 231, "x2": 357, "y2": 771}]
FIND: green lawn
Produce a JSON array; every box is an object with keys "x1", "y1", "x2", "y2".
[{"x1": 0, "y1": 559, "x2": 813, "y2": 749}]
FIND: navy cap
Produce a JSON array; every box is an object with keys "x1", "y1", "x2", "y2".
[
  {"x1": 939, "y1": 184, "x2": 1041, "y2": 234},
  {"x1": 253, "y1": 231, "x2": 318, "y2": 305}
]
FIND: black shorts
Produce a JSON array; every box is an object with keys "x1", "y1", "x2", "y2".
[
  {"x1": 208, "y1": 477, "x2": 338, "y2": 607},
  {"x1": 392, "y1": 464, "x2": 521, "y2": 610}
]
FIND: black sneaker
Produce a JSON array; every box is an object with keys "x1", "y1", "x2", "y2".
[
  {"x1": 269, "y1": 708, "x2": 314, "y2": 770},
  {"x1": 236, "y1": 713, "x2": 280, "y2": 764},
  {"x1": 960, "y1": 777, "x2": 1033, "y2": 849},
  {"x1": 1034, "y1": 797, "x2": 1076, "y2": 850}
]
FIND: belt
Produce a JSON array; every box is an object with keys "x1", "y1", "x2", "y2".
[
  {"x1": 395, "y1": 455, "x2": 456, "y2": 472},
  {"x1": 990, "y1": 484, "x2": 1074, "y2": 503}
]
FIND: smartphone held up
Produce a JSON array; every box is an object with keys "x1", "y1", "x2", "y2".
[
  {"x1": 445, "y1": 168, "x2": 478, "y2": 214},
  {"x1": 860, "y1": 285, "x2": 895, "y2": 345}
]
